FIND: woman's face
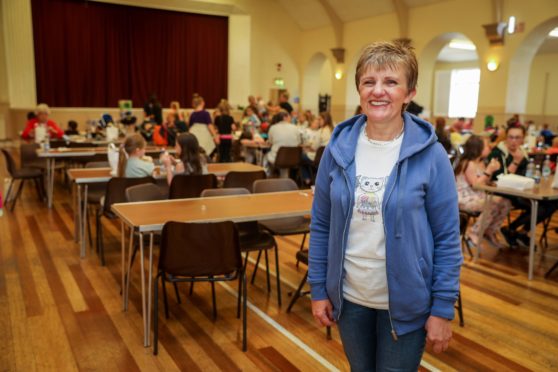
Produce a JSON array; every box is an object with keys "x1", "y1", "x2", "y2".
[
  {"x1": 37, "y1": 112, "x2": 48, "y2": 123},
  {"x1": 310, "y1": 118, "x2": 320, "y2": 130},
  {"x1": 358, "y1": 64, "x2": 415, "y2": 126}
]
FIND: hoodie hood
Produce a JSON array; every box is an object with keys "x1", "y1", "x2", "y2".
[{"x1": 328, "y1": 112, "x2": 438, "y2": 169}]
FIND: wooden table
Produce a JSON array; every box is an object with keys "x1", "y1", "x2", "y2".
[
  {"x1": 67, "y1": 162, "x2": 264, "y2": 258},
  {"x1": 38, "y1": 146, "x2": 169, "y2": 208},
  {"x1": 474, "y1": 177, "x2": 558, "y2": 280},
  {"x1": 111, "y1": 190, "x2": 313, "y2": 347}
]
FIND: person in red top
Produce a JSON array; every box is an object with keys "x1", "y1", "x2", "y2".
[{"x1": 21, "y1": 103, "x2": 64, "y2": 140}]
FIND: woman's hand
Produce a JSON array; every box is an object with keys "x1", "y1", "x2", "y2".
[
  {"x1": 160, "y1": 153, "x2": 172, "y2": 167},
  {"x1": 486, "y1": 158, "x2": 500, "y2": 174},
  {"x1": 425, "y1": 315, "x2": 452, "y2": 353},
  {"x1": 311, "y1": 299, "x2": 335, "y2": 327}
]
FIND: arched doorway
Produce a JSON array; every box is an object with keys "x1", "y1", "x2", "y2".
[
  {"x1": 508, "y1": 16, "x2": 558, "y2": 116},
  {"x1": 417, "y1": 33, "x2": 479, "y2": 119},
  {"x1": 301, "y1": 53, "x2": 332, "y2": 115}
]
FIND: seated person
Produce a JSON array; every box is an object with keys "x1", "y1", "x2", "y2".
[
  {"x1": 153, "y1": 112, "x2": 185, "y2": 147},
  {"x1": 117, "y1": 134, "x2": 155, "y2": 178},
  {"x1": 138, "y1": 119, "x2": 156, "y2": 142},
  {"x1": 540, "y1": 123, "x2": 554, "y2": 147},
  {"x1": 455, "y1": 135, "x2": 511, "y2": 248},
  {"x1": 160, "y1": 133, "x2": 208, "y2": 185},
  {"x1": 488, "y1": 125, "x2": 557, "y2": 247},
  {"x1": 21, "y1": 103, "x2": 64, "y2": 140},
  {"x1": 64, "y1": 120, "x2": 80, "y2": 135},
  {"x1": 265, "y1": 111, "x2": 302, "y2": 176}
]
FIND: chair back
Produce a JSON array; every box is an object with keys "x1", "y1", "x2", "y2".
[
  {"x1": 1, "y1": 149, "x2": 17, "y2": 176},
  {"x1": 169, "y1": 174, "x2": 217, "y2": 199},
  {"x1": 102, "y1": 176, "x2": 156, "y2": 216},
  {"x1": 20, "y1": 143, "x2": 41, "y2": 167},
  {"x1": 160, "y1": 221, "x2": 241, "y2": 277},
  {"x1": 85, "y1": 161, "x2": 110, "y2": 168},
  {"x1": 313, "y1": 146, "x2": 325, "y2": 167},
  {"x1": 201, "y1": 187, "x2": 250, "y2": 198},
  {"x1": 126, "y1": 183, "x2": 167, "y2": 202},
  {"x1": 223, "y1": 170, "x2": 266, "y2": 191},
  {"x1": 253, "y1": 178, "x2": 298, "y2": 194},
  {"x1": 274, "y1": 147, "x2": 302, "y2": 169}
]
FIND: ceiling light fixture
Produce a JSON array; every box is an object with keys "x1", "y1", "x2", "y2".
[
  {"x1": 448, "y1": 40, "x2": 476, "y2": 51},
  {"x1": 507, "y1": 16, "x2": 516, "y2": 34},
  {"x1": 549, "y1": 27, "x2": 558, "y2": 38},
  {"x1": 487, "y1": 60, "x2": 499, "y2": 72}
]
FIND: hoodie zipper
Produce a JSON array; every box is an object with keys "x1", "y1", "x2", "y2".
[
  {"x1": 338, "y1": 168, "x2": 354, "y2": 318},
  {"x1": 382, "y1": 161, "x2": 400, "y2": 341}
]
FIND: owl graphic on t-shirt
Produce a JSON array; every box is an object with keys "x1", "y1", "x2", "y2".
[{"x1": 355, "y1": 176, "x2": 387, "y2": 222}]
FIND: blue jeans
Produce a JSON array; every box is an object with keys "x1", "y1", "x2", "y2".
[{"x1": 337, "y1": 300, "x2": 426, "y2": 372}]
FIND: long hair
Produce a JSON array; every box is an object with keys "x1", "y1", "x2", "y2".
[
  {"x1": 454, "y1": 135, "x2": 484, "y2": 176},
  {"x1": 319, "y1": 111, "x2": 334, "y2": 132},
  {"x1": 118, "y1": 134, "x2": 146, "y2": 177},
  {"x1": 176, "y1": 133, "x2": 203, "y2": 175}
]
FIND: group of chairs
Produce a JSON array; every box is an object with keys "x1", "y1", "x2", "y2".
[
  {"x1": 267, "y1": 145, "x2": 325, "y2": 184},
  {"x1": 83, "y1": 166, "x2": 311, "y2": 353}
]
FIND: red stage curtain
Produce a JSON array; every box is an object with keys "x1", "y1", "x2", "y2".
[{"x1": 31, "y1": 0, "x2": 228, "y2": 108}]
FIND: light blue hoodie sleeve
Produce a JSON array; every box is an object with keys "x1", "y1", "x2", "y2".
[
  {"x1": 425, "y1": 144, "x2": 463, "y2": 320},
  {"x1": 308, "y1": 147, "x2": 333, "y2": 301}
]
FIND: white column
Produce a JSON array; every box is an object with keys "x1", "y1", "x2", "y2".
[
  {"x1": 2, "y1": 0, "x2": 36, "y2": 109},
  {"x1": 228, "y1": 15, "x2": 251, "y2": 107}
]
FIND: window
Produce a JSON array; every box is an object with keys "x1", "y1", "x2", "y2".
[{"x1": 434, "y1": 68, "x2": 480, "y2": 118}]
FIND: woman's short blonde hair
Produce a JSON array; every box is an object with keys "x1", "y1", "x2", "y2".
[
  {"x1": 355, "y1": 40, "x2": 418, "y2": 93},
  {"x1": 35, "y1": 103, "x2": 51, "y2": 115}
]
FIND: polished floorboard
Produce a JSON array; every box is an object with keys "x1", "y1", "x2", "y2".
[{"x1": 1, "y1": 148, "x2": 558, "y2": 371}]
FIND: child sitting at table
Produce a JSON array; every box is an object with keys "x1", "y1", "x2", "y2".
[
  {"x1": 117, "y1": 134, "x2": 155, "y2": 178},
  {"x1": 160, "y1": 133, "x2": 208, "y2": 185},
  {"x1": 455, "y1": 135, "x2": 511, "y2": 248}
]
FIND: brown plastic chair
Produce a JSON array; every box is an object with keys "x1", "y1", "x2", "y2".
[
  {"x1": 95, "y1": 176, "x2": 156, "y2": 265},
  {"x1": 286, "y1": 249, "x2": 332, "y2": 339},
  {"x1": 273, "y1": 146, "x2": 302, "y2": 180},
  {"x1": 200, "y1": 188, "x2": 282, "y2": 306},
  {"x1": 253, "y1": 178, "x2": 310, "y2": 267},
  {"x1": 125, "y1": 183, "x2": 167, "y2": 202},
  {"x1": 169, "y1": 174, "x2": 217, "y2": 199},
  {"x1": 223, "y1": 170, "x2": 266, "y2": 191},
  {"x1": 153, "y1": 221, "x2": 247, "y2": 354},
  {"x1": 82, "y1": 161, "x2": 111, "y2": 249},
  {"x1": 1, "y1": 149, "x2": 45, "y2": 211}
]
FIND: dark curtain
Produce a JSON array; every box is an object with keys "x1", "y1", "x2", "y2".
[{"x1": 31, "y1": 0, "x2": 228, "y2": 108}]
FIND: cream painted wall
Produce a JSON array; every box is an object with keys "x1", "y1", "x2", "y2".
[
  {"x1": 319, "y1": 60, "x2": 333, "y2": 96},
  {"x1": 527, "y1": 53, "x2": 558, "y2": 118},
  {"x1": 228, "y1": 15, "x2": 251, "y2": 106}
]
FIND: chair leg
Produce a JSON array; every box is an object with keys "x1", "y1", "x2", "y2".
[
  {"x1": 211, "y1": 280, "x2": 217, "y2": 321},
  {"x1": 545, "y1": 260, "x2": 558, "y2": 278},
  {"x1": 264, "y1": 249, "x2": 271, "y2": 292},
  {"x1": 162, "y1": 276, "x2": 170, "y2": 319},
  {"x1": 10, "y1": 180, "x2": 25, "y2": 211},
  {"x1": 456, "y1": 291, "x2": 464, "y2": 327},
  {"x1": 242, "y1": 269, "x2": 247, "y2": 352},
  {"x1": 251, "y1": 251, "x2": 261, "y2": 284},
  {"x1": 286, "y1": 271, "x2": 308, "y2": 313},
  {"x1": 33, "y1": 178, "x2": 43, "y2": 201},
  {"x1": 153, "y1": 274, "x2": 160, "y2": 355},
  {"x1": 274, "y1": 242, "x2": 282, "y2": 306},
  {"x1": 237, "y1": 271, "x2": 242, "y2": 319},
  {"x1": 296, "y1": 234, "x2": 307, "y2": 268},
  {"x1": 4, "y1": 179, "x2": 14, "y2": 208},
  {"x1": 189, "y1": 281, "x2": 194, "y2": 295},
  {"x1": 326, "y1": 326, "x2": 332, "y2": 340},
  {"x1": 174, "y1": 283, "x2": 181, "y2": 304}
]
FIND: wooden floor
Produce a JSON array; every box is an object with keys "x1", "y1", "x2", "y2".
[{"x1": 1, "y1": 145, "x2": 558, "y2": 371}]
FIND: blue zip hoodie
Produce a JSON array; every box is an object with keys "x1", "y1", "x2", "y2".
[{"x1": 308, "y1": 112, "x2": 462, "y2": 336}]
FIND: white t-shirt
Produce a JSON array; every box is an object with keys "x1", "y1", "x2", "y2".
[{"x1": 343, "y1": 126, "x2": 403, "y2": 309}]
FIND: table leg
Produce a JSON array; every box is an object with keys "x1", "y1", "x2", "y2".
[
  {"x1": 72, "y1": 183, "x2": 81, "y2": 243},
  {"x1": 528, "y1": 200, "x2": 538, "y2": 280},
  {"x1": 47, "y1": 158, "x2": 56, "y2": 208},
  {"x1": 75, "y1": 184, "x2": 81, "y2": 243},
  {"x1": 125, "y1": 227, "x2": 134, "y2": 311},
  {"x1": 139, "y1": 232, "x2": 148, "y2": 347},
  {"x1": 80, "y1": 185, "x2": 88, "y2": 258},
  {"x1": 146, "y1": 233, "x2": 154, "y2": 348},
  {"x1": 475, "y1": 192, "x2": 493, "y2": 260},
  {"x1": 121, "y1": 221, "x2": 126, "y2": 311}
]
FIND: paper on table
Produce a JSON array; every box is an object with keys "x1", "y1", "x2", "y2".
[{"x1": 496, "y1": 174, "x2": 535, "y2": 190}]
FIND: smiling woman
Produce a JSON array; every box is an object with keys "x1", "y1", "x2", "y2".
[{"x1": 308, "y1": 40, "x2": 462, "y2": 371}]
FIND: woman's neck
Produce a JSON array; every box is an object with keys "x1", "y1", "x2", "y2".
[{"x1": 366, "y1": 118, "x2": 404, "y2": 141}]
